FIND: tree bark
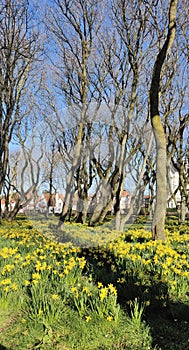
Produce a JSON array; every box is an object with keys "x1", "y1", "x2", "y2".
[{"x1": 150, "y1": 0, "x2": 178, "y2": 240}]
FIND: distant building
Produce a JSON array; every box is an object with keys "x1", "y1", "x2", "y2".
[
  {"x1": 36, "y1": 193, "x2": 64, "y2": 214},
  {"x1": 167, "y1": 163, "x2": 188, "y2": 210},
  {"x1": 0, "y1": 197, "x2": 17, "y2": 213},
  {"x1": 0, "y1": 198, "x2": 6, "y2": 212},
  {"x1": 120, "y1": 190, "x2": 131, "y2": 213},
  {"x1": 167, "y1": 165, "x2": 181, "y2": 208}
]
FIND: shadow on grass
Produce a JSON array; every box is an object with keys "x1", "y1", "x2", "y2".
[
  {"x1": 0, "y1": 345, "x2": 7, "y2": 350},
  {"x1": 24, "y1": 216, "x2": 189, "y2": 350},
  {"x1": 80, "y1": 246, "x2": 189, "y2": 350}
]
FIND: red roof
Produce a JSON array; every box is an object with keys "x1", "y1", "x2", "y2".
[
  {"x1": 42, "y1": 193, "x2": 54, "y2": 206},
  {"x1": 42, "y1": 193, "x2": 64, "y2": 205},
  {"x1": 57, "y1": 193, "x2": 64, "y2": 200},
  {"x1": 121, "y1": 190, "x2": 130, "y2": 197}
]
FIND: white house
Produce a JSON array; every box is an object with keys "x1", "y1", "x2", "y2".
[
  {"x1": 35, "y1": 193, "x2": 64, "y2": 214},
  {"x1": 120, "y1": 190, "x2": 131, "y2": 213},
  {"x1": 167, "y1": 163, "x2": 188, "y2": 209}
]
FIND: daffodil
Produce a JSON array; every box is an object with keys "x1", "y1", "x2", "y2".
[
  {"x1": 0, "y1": 278, "x2": 12, "y2": 285},
  {"x1": 32, "y1": 272, "x2": 41, "y2": 280},
  {"x1": 24, "y1": 280, "x2": 30, "y2": 286},
  {"x1": 97, "y1": 282, "x2": 103, "y2": 288},
  {"x1": 99, "y1": 287, "x2": 108, "y2": 301},
  {"x1": 85, "y1": 315, "x2": 91, "y2": 322},
  {"x1": 51, "y1": 294, "x2": 59, "y2": 300}
]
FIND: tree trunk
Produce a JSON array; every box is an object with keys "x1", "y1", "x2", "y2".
[
  {"x1": 7, "y1": 205, "x2": 21, "y2": 221},
  {"x1": 75, "y1": 192, "x2": 89, "y2": 224},
  {"x1": 120, "y1": 132, "x2": 153, "y2": 231},
  {"x1": 89, "y1": 180, "x2": 112, "y2": 226},
  {"x1": 151, "y1": 123, "x2": 167, "y2": 240},
  {"x1": 150, "y1": 0, "x2": 178, "y2": 240},
  {"x1": 47, "y1": 143, "x2": 55, "y2": 218},
  {"x1": 179, "y1": 192, "x2": 186, "y2": 224}
]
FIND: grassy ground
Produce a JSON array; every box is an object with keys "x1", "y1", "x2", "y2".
[{"x1": 0, "y1": 215, "x2": 188, "y2": 349}]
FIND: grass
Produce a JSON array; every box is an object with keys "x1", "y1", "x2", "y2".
[
  {"x1": 0, "y1": 303, "x2": 153, "y2": 350},
  {"x1": 0, "y1": 318, "x2": 144, "y2": 349},
  {"x1": 0, "y1": 215, "x2": 188, "y2": 349}
]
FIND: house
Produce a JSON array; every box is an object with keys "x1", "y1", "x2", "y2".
[
  {"x1": 0, "y1": 197, "x2": 17, "y2": 213},
  {"x1": 120, "y1": 190, "x2": 131, "y2": 213},
  {"x1": 0, "y1": 198, "x2": 6, "y2": 212},
  {"x1": 36, "y1": 193, "x2": 64, "y2": 214},
  {"x1": 0, "y1": 188, "x2": 144, "y2": 217},
  {"x1": 167, "y1": 164, "x2": 181, "y2": 209},
  {"x1": 35, "y1": 195, "x2": 49, "y2": 213}
]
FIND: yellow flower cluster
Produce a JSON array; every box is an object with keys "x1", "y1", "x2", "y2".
[
  {"x1": 0, "y1": 247, "x2": 18, "y2": 259},
  {"x1": 0, "y1": 277, "x2": 18, "y2": 292},
  {"x1": 0, "y1": 220, "x2": 87, "y2": 298},
  {"x1": 99, "y1": 283, "x2": 117, "y2": 301},
  {"x1": 0, "y1": 218, "x2": 188, "y2": 319}
]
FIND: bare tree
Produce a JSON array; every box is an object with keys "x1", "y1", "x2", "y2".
[
  {"x1": 165, "y1": 1, "x2": 189, "y2": 223},
  {"x1": 42, "y1": 0, "x2": 187, "y2": 237},
  {"x1": 109, "y1": 0, "x2": 156, "y2": 230},
  {"x1": 2, "y1": 124, "x2": 44, "y2": 220},
  {"x1": 150, "y1": 0, "x2": 178, "y2": 240},
  {"x1": 167, "y1": 113, "x2": 189, "y2": 223},
  {"x1": 0, "y1": 0, "x2": 41, "y2": 217},
  {"x1": 46, "y1": 0, "x2": 103, "y2": 227}
]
